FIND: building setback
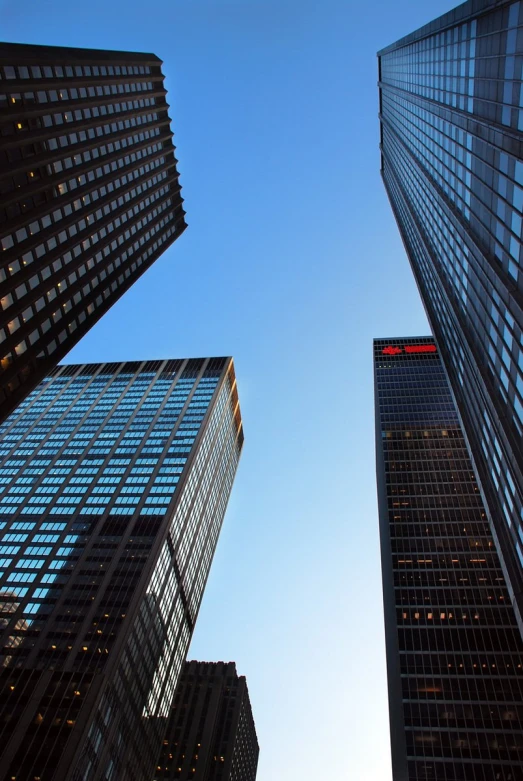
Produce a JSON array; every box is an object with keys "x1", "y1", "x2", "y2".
[
  {"x1": 378, "y1": 0, "x2": 523, "y2": 628},
  {"x1": 0, "y1": 356, "x2": 242, "y2": 781},
  {"x1": 375, "y1": 337, "x2": 523, "y2": 781},
  {"x1": 155, "y1": 661, "x2": 259, "y2": 781},
  {"x1": 0, "y1": 43, "x2": 186, "y2": 422}
]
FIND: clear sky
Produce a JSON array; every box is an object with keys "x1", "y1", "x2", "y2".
[{"x1": 3, "y1": 0, "x2": 459, "y2": 778}]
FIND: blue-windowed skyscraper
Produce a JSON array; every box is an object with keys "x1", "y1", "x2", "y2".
[
  {"x1": 0, "y1": 356, "x2": 243, "y2": 781},
  {"x1": 379, "y1": 0, "x2": 523, "y2": 629}
]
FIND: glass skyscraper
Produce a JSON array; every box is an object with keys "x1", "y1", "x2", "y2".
[
  {"x1": 378, "y1": 0, "x2": 523, "y2": 627},
  {"x1": 375, "y1": 337, "x2": 523, "y2": 781},
  {"x1": 0, "y1": 356, "x2": 243, "y2": 781},
  {"x1": 155, "y1": 660, "x2": 259, "y2": 781},
  {"x1": 0, "y1": 43, "x2": 186, "y2": 423}
]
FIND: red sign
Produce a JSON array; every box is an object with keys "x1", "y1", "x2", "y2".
[
  {"x1": 404, "y1": 344, "x2": 437, "y2": 354},
  {"x1": 382, "y1": 344, "x2": 436, "y2": 355}
]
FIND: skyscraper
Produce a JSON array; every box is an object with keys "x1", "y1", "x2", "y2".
[
  {"x1": 0, "y1": 43, "x2": 186, "y2": 423},
  {"x1": 155, "y1": 660, "x2": 259, "y2": 781},
  {"x1": 378, "y1": 0, "x2": 523, "y2": 626},
  {"x1": 375, "y1": 336, "x2": 523, "y2": 781},
  {"x1": 0, "y1": 356, "x2": 243, "y2": 781}
]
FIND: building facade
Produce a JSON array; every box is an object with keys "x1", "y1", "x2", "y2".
[
  {"x1": 375, "y1": 337, "x2": 523, "y2": 781},
  {"x1": 155, "y1": 660, "x2": 259, "y2": 781},
  {"x1": 0, "y1": 43, "x2": 186, "y2": 422},
  {"x1": 378, "y1": 0, "x2": 523, "y2": 628},
  {"x1": 0, "y1": 356, "x2": 243, "y2": 781}
]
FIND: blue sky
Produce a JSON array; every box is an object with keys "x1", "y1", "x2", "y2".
[{"x1": 4, "y1": 0, "x2": 458, "y2": 778}]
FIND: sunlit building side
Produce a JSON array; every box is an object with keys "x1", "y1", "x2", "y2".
[{"x1": 0, "y1": 356, "x2": 242, "y2": 781}]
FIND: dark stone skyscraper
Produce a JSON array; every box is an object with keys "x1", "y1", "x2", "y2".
[
  {"x1": 378, "y1": 0, "x2": 523, "y2": 627},
  {"x1": 0, "y1": 356, "x2": 242, "y2": 781},
  {"x1": 155, "y1": 661, "x2": 259, "y2": 781},
  {"x1": 375, "y1": 336, "x2": 523, "y2": 781},
  {"x1": 0, "y1": 43, "x2": 186, "y2": 422}
]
